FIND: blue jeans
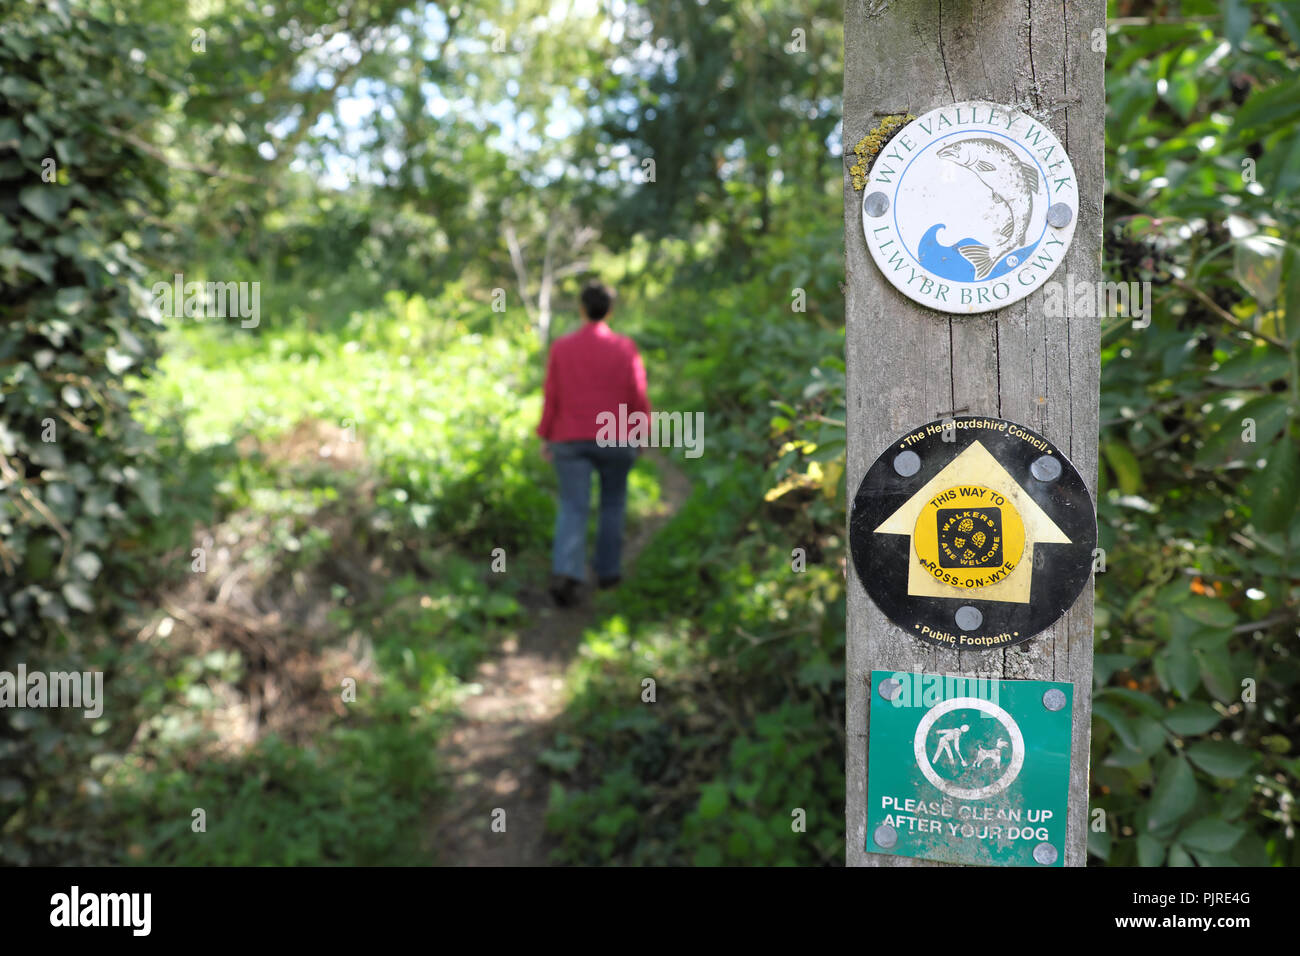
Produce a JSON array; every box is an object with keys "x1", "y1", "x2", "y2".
[{"x1": 551, "y1": 441, "x2": 636, "y2": 581}]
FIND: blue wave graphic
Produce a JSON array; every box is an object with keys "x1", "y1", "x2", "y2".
[{"x1": 916, "y1": 223, "x2": 1041, "y2": 283}]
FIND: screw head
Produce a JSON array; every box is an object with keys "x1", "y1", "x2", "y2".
[
  {"x1": 1043, "y1": 688, "x2": 1067, "y2": 712},
  {"x1": 1030, "y1": 454, "x2": 1062, "y2": 482},
  {"x1": 955, "y1": 605, "x2": 983, "y2": 632},
  {"x1": 864, "y1": 191, "x2": 890, "y2": 217},
  {"x1": 874, "y1": 823, "x2": 899, "y2": 849},
  {"x1": 1033, "y1": 842, "x2": 1059, "y2": 865},
  {"x1": 893, "y1": 450, "x2": 920, "y2": 477},
  {"x1": 878, "y1": 678, "x2": 903, "y2": 702},
  {"x1": 1047, "y1": 203, "x2": 1073, "y2": 228}
]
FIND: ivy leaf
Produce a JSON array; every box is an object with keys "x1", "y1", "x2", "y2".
[
  {"x1": 0, "y1": 248, "x2": 54, "y2": 283},
  {"x1": 54, "y1": 286, "x2": 89, "y2": 315},
  {"x1": 133, "y1": 473, "x2": 162, "y2": 517},
  {"x1": 105, "y1": 347, "x2": 135, "y2": 374},
  {"x1": 71, "y1": 550, "x2": 102, "y2": 581},
  {"x1": 18, "y1": 185, "x2": 65, "y2": 224},
  {"x1": 61, "y1": 582, "x2": 95, "y2": 614}
]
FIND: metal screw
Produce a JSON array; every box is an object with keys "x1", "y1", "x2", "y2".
[
  {"x1": 874, "y1": 824, "x2": 899, "y2": 849},
  {"x1": 1030, "y1": 454, "x2": 1062, "y2": 482},
  {"x1": 1033, "y1": 842, "x2": 1059, "y2": 865},
  {"x1": 893, "y1": 450, "x2": 920, "y2": 477},
  {"x1": 955, "y1": 605, "x2": 983, "y2": 631},
  {"x1": 878, "y1": 678, "x2": 903, "y2": 702},
  {"x1": 864, "y1": 191, "x2": 890, "y2": 217},
  {"x1": 1046, "y1": 203, "x2": 1073, "y2": 228},
  {"x1": 1043, "y1": 688, "x2": 1067, "y2": 712}
]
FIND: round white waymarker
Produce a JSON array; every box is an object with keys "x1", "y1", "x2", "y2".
[{"x1": 860, "y1": 101, "x2": 1078, "y2": 315}]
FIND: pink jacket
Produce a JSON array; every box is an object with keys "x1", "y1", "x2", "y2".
[{"x1": 537, "y1": 321, "x2": 651, "y2": 441}]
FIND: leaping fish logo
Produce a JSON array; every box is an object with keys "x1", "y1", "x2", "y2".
[{"x1": 936, "y1": 138, "x2": 1040, "y2": 280}]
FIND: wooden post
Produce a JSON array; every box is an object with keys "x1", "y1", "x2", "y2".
[{"x1": 844, "y1": 0, "x2": 1105, "y2": 866}]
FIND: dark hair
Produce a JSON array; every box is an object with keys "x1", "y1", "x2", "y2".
[{"x1": 580, "y1": 281, "x2": 615, "y2": 320}]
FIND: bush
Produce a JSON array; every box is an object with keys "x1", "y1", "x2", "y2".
[{"x1": 0, "y1": 1, "x2": 175, "y2": 865}]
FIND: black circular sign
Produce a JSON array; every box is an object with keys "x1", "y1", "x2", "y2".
[{"x1": 850, "y1": 416, "x2": 1096, "y2": 651}]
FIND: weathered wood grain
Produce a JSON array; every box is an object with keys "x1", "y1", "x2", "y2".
[{"x1": 844, "y1": 0, "x2": 1104, "y2": 867}]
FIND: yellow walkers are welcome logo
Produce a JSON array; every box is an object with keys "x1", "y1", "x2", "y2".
[
  {"x1": 874, "y1": 443, "x2": 1066, "y2": 605},
  {"x1": 938, "y1": 507, "x2": 1002, "y2": 567},
  {"x1": 914, "y1": 485, "x2": 1026, "y2": 589}
]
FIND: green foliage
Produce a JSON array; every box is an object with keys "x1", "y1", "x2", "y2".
[
  {"x1": 0, "y1": 0, "x2": 175, "y2": 864},
  {"x1": 93, "y1": 293, "x2": 539, "y2": 865},
  {"x1": 543, "y1": 204, "x2": 847, "y2": 866},
  {"x1": 105, "y1": 728, "x2": 439, "y2": 866},
  {"x1": 681, "y1": 702, "x2": 840, "y2": 866},
  {"x1": 1090, "y1": 3, "x2": 1300, "y2": 866},
  {"x1": 142, "y1": 289, "x2": 556, "y2": 551},
  {"x1": 5, "y1": 267, "x2": 541, "y2": 862},
  {"x1": 595, "y1": 0, "x2": 841, "y2": 246},
  {"x1": 0, "y1": 2, "x2": 170, "y2": 630},
  {"x1": 10, "y1": 0, "x2": 1300, "y2": 870}
]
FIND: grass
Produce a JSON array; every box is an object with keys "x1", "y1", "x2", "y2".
[{"x1": 102, "y1": 288, "x2": 661, "y2": 864}]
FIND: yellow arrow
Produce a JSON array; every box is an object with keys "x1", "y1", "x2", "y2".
[{"x1": 874, "y1": 441, "x2": 1069, "y2": 604}]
